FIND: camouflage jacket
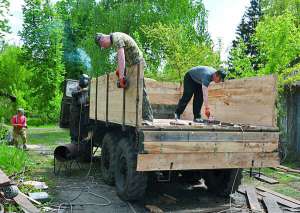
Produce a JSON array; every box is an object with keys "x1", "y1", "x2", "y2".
[{"x1": 111, "y1": 32, "x2": 143, "y2": 66}]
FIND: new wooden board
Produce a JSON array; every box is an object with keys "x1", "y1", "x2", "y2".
[
  {"x1": 136, "y1": 152, "x2": 279, "y2": 171},
  {"x1": 263, "y1": 196, "x2": 283, "y2": 213},
  {"x1": 143, "y1": 141, "x2": 278, "y2": 154},
  {"x1": 90, "y1": 64, "x2": 144, "y2": 127},
  {"x1": 246, "y1": 185, "x2": 263, "y2": 212},
  {"x1": 0, "y1": 169, "x2": 10, "y2": 186},
  {"x1": 145, "y1": 75, "x2": 277, "y2": 127}
]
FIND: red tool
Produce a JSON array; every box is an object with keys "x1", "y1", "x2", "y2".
[{"x1": 115, "y1": 68, "x2": 128, "y2": 88}]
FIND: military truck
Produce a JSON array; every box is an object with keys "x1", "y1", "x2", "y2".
[{"x1": 60, "y1": 64, "x2": 279, "y2": 201}]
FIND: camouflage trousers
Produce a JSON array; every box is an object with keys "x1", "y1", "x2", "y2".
[
  {"x1": 142, "y1": 82, "x2": 153, "y2": 122},
  {"x1": 13, "y1": 127, "x2": 27, "y2": 147}
]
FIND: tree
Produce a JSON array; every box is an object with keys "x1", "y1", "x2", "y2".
[
  {"x1": 0, "y1": 0, "x2": 10, "y2": 45},
  {"x1": 0, "y1": 45, "x2": 29, "y2": 121},
  {"x1": 140, "y1": 23, "x2": 220, "y2": 82},
  {"x1": 21, "y1": 0, "x2": 64, "y2": 122},
  {"x1": 228, "y1": 0, "x2": 262, "y2": 77},
  {"x1": 254, "y1": 11, "x2": 300, "y2": 83}
]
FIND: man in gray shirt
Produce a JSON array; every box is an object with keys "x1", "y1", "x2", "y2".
[{"x1": 175, "y1": 66, "x2": 226, "y2": 122}]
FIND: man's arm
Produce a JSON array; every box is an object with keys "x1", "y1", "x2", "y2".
[
  {"x1": 117, "y1": 47, "x2": 126, "y2": 78},
  {"x1": 202, "y1": 85, "x2": 211, "y2": 118},
  {"x1": 202, "y1": 85, "x2": 209, "y2": 108}
]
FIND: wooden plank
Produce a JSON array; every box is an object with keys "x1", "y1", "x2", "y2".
[
  {"x1": 263, "y1": 196, "x2": 283, "y2": 213},
  {"x1": 89, "y1": 78, "x2": 96, "y2": 120},
  {"x1": 91, "y1": 64, "x2": 144, "y2": 127},
  {"x1": 246, "y1": 185, "x2": 263, "y2": 212},
  {"x1": 143, "y1": 131, "x2": 279, "y2": 142},
  {"x1": 254, "y1": 174, "x2": 279, "y2": 184},
  {"x1": 277, "y1": 165, "x2": 300, "y2": 174},
  {"x1": 143, "y1": 141, "x2": 278, "y2": 154},
  {"x1": 0, "y1": 169, "x2": 10, "y2": 186},
  {"x1": 13, "y1": 193, "x2": 39, "y2": 213},
  {"x1": 145, "y1": 75, "x2": 277, "y2": 127},
  {"x1": 136, "y1": 152, "x2": 279, "y2": 171},
  {"x1": 257, "y1": 186, "x2": 300, "y2": 205},
  {"x1": 239, "y1": 186, "x2": 300, "y2": 209}
]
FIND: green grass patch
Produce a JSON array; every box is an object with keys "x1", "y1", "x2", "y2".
[
  {"x1": 28, "y1": 129, "x2": 69, "y2": 146},
  {"x1": 0, "y1": 145, "x2": 34, "y2": 176}
]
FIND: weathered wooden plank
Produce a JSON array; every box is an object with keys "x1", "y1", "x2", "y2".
[
  {"x1": 246, "y1": 185, "x2": 263, "y2": 212},
  {"x1": 136, "y1": 152, "x2": 279, "y2": 171},
  {"x1": 143, "y1": 131, "x2": 279, "y2": 142},
  {"x1": 257, "y1": 186, "x2": 300, "y2": 205},
  {"x1": 254, "y1": 174, "x2": 279, "y2": 184},
  {"x1": 263, "y1": 196, "x2": 283, "y2": 213},
  {"x1": 89, "y1": 78, "x2": 96, "y2": 120},
  {"x1": 277, "y1": 165, "x2": 300, "y2": 174},
  {"x1": 143, "y1": 141, "x2": 278, "y2": 154},
  {"x1": 0, "y1": 169, "x2": 10, "y2": 186},
  {"x1": 91, "y1": 64, "x2": 144, "y2": 126},
  {"x1": 239, "y1": 186, "x2": 300, "y2": 209},
  {"x1": 145, "y1": 75, "x2": 277, "y2": 127},
  {"x1": 13, "y1": 193, "x2": 40, "y2": 213}
]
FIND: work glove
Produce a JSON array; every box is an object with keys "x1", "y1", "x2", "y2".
[
  {"x1": 118, "y1": 78, "x2": 127, "y2": 88},
  {"x1": 205, "y1": 106, "x2": 210, "y2": 118}
]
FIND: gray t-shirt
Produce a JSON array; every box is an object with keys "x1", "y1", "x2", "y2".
[{"x1": 188, "y1": 66, "x2": 216, "y2": 87}]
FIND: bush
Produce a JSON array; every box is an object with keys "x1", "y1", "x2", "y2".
[
  {"x1": 0, "y1": 145, "x2": 32, "y2": 175},
  {"x1": 0, "y1": 124, "x2": 9, "y2": 143}
]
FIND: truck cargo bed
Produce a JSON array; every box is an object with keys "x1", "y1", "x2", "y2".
[{"x1": 137, "y1": 119, "x2": 279, "y2": 171}]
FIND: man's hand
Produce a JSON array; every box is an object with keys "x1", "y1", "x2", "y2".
[
  {"x1": 205, "y1": 106, "x2": 210, "y2": 118},
  {"x1": 119, "y1": 78, "x2": 127, "y2": 88}
]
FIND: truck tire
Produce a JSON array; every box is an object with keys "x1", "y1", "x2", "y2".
[
  {"x1": 204, "y1": 169, "x2": 242, "y2": 197},
  {"x1": 101, "y1": 133, "x2": 120, "y2": 185},
  {"x1": 115, "y1": 137, "x2": 148, "y2": 201}
]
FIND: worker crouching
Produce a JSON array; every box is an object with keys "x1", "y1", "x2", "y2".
[{"x1": 11, "y1": 108, "x2": 28, "y2": 150}]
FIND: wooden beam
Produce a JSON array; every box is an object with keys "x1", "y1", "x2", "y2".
[
  {"x1": 277, "y1": 165, "x2": 300, "y2": 174},
  {"x1": 246, "y1": 185, "x2": 263, "y2": 212},
  {"x1": 263, "y1": 196, "x2": 283, "y2": 213},
  {"x1": 136, "y1": 152, "x2": 279, "y2": 171},
  {"x1": 143, "y1": 141, "x2": 278, "y2": 154},
  {"x1": 143, "y1": 131, "x2": 279, "y2": 143}
]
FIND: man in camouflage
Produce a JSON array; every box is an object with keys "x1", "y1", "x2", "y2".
[
  {"x1": 11, "y1": 108, "x2": 28, "y2": 150},
  {"x1": 95, "y1": 32, "x2": 153, "y2": 121}
]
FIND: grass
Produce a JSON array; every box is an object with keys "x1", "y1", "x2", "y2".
[
  {"x1": 0, "y1": 145, "x2": 34, "y2": 176},
  {"x1": 28, "y1": 128, "x2": 69, "y2": 146}
]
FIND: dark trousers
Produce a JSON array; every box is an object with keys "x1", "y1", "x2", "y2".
[{"x1": 175, "y1": 73, "x2": 203, "y2": 119}]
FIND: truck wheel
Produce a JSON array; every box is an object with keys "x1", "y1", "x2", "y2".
[
  {"x1": 101, "y1": 133, "x2": 119, "y2": 185},
  {"x1": 204, "y1": 169, "x2": 242, "y2": 197},
  {"x1": 115, "y1": 137, "x2": 148, "y2": 201}
]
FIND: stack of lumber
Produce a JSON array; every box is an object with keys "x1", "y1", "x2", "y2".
[
  {"x1": 239, "y1": 185, "x2": 300, "y2": 212},
  {"x1": 0, "y1": 169, "x2": 39, "y2": 213}
]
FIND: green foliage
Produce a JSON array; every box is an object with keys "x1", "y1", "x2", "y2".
[
  {"x1": 0, "y1": 0, "x2": 10, "y2": 43},
  {"x1": 255, "y1": 12, "x2": 300, "y2": 81},
  {"x1": 141, "y1": 23, "x2": 220, "y2": 82},
  {"x1": 0, "y1": 124, "x2": 8, "y2": 143},
  {"x1": 63, "y1": 0, "x2": 212, "y2": 77},
  {"x1": 21, "y1": 0, "x2": 65, "y2": 123},
  {"x1": 0, "y1": 45, "x2": 28, "y2": 121},
  {"x1": 228, "y1": 0, "x2": 262, "y2": 76},
  {"x1": 0, "y1": 145, "x2": 33, "y2": 175}
]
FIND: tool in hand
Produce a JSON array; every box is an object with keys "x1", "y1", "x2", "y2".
[{"x1": 115, "y1": 68, "x2": 128, "y2": 88}]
